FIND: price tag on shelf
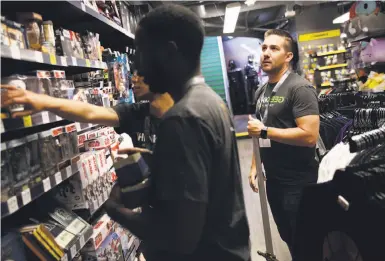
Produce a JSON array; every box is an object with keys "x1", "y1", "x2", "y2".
[
  {"x1": 85, "y1": 59, "x2": 91, "y2": 67},
  {"x1": 61, "y1": 254, "x2": 68, "y2": 261},
  {"x1": 43, "y1": 178, "x2": 51, "y2": 192},
  {"x1": 70, "y1": 244, "x2": 76, "y2": 258},
  {"x1": 7, "y1": 196, "x2": 19, "y2": 214},
  {"x1": 10, "y1": 46, "x2": 21, "y2": 60},
  {"x1": 22, "y1": 115, "x2": 32, "y2": 127},
  {"x1": 79, "y1": 235, "x2": 85, "y2": 247},
  {"x1": 21, "y1": 189, "x2": 32, "y2": 205},
  {"x1": 71, "y1": 57, "x2": 78, "y2": 66},
  {"x1": 34, "y1": 51, "x2": 44, "y2": 63},
  {"x1": 55, "y1": 172, "x2": 62, "y2": 184},
  {"x1": 66, "y1": 166, "x2": 72, "y2": 178},
  {"x1": 0, "y1": 119, "x2": 4, "y2": 134},
  {"x1": 75, "y1": 122, "x2": 81, "y2": 132},
  {"x1": 56, "y1": 115, "x2": 62, "y2": 121},
  {"x1": 49, "y1": 54, "x2": 57, "y2": 65},
  {"x1": 60, "y1": 56, "x2": 68, "y2": 66},
  {"x1": 42, "y1": 111, "x2": 50, "y2": 123},
  {"x1": 81, "y1": 3, "x2": 86, "y2": 11}
]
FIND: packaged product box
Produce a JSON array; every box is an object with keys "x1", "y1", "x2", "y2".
[
  {"x1": 114, "y1": 153, "x2": 151, "y2": 209},
  {"x1": 7, "y1": 137, "x2": 31, "y2": 194},
  {"x1": 25, "y1": 133, "x2": 44, "y2": 186},
  {"x1": 80, "y1": 214, "x2": 115, "y2": 261},
  {"x1": 64, "y1": 124, "x2": 79, "y2": 158},
  {"x1": 85, "y1": 136, "x2": 111, "y2": 151},
  {"x1": 81, "y1": 215, "x2": 124, "y2": 261},
  {"x1": 38, "y1": 130, "x2": 60, "y2": 177},
  {"x1": 1, "y1": 143, "x2": 14, "y2": 201}
]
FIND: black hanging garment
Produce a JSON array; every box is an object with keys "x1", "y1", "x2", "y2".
[{"x1": 293, "y1": 131, "x2": 385, "y2": 261}]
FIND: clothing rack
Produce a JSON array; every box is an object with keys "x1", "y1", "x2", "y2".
[{"x1": 349, "y1": 126, "x2": 385, "y2": 153}]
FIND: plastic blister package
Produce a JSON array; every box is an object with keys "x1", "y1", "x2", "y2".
[
  {"x1": 64, "y1": 124, "x2": 79, "y2": 159},
  {"x1": 7, "y1": 138, "x2": 30, "y2": 194},
  {"x1": 1, "y1": 143, "x2": 14, "y2": 201},
  {"x1": 25, "y1": 133, "x2": 43, "y2": 186},
  {"x1": 38, "y1": 130, "x2": 59, "y2": 177},
  {"x1": 2, "y1": 75, "x2": 28, "y2": 113}
]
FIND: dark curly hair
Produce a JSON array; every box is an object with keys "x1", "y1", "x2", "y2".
[{"x1": 138, "y1": 4, "x2": 205, "y2": 71}]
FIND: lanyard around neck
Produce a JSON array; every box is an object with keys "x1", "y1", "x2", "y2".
[{"x1": 257, "y1": 70, "x2": 290, "y2": 124}]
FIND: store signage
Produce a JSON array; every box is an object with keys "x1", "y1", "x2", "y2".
[{"x1": 298, "y1": 29, "x2": 341, "y2": 42}]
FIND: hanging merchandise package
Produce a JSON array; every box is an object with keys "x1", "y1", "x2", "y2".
[
  {"x1": 25, "y1": 133, "x2": 43, "y2": 186},
  {"x1": 6, "y1": 137, "x2": 31, "y2": 194},
  {"x1": 1, "y1": 143, "x2": 14, "y2": 201},
  {"x1": 38, "y1": 130, "x2": 60, "y2": 177},
  {"x1": 16, "y1": 12, "x2": 43, "y2": 51}
]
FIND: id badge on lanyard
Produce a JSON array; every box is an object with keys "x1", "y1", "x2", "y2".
[{"x1": 256, "y1": 70, "x2": 290, "y2": 147}]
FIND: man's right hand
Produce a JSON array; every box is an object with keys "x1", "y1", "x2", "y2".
[
  {"x1": 248, "y1": 167, "x2": 259, "y2": 193},
  {"x1": 1, "y1": 84, "x2": 48, "y2": 117}
]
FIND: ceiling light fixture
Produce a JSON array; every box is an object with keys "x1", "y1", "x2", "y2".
[
  {"x1": 223, "y1": 2, "x2": 241, "y2": 34},
  {"x1": 333, "y1": 12, "x2": 350, "y2": 24},
  {"x1": 244, "y1": 0, "x2": 257, "y2": 6}
]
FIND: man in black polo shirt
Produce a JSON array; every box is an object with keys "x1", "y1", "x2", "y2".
[
  {"x1": 247, "y1": 29, "x2": 320, "y2": 256},
  {"x1": 104, "y1": 4, "x2": 250, "y2": 261}
]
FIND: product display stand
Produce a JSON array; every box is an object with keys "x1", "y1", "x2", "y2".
[
  {"x1": 252, "y1": 137, "x2": 279, "y2": 261},
  {"x1": 1, "y1": 1, "x2": 144, "y2": 260}
]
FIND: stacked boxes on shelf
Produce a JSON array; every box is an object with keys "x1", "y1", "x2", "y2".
[
  {"x1": 81, "y1": 213, "x2": 141, "y2": 261},
  {"x1": 55, "y1": 126, "x2": 118, "y2": 215}
]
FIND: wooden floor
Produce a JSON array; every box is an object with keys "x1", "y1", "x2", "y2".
[{"x1": 237, "y1": 138, "x2": 292, "y2": 261}]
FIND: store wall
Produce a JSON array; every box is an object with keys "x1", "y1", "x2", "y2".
[
  {"x1": 294, "y1": 4, "x2": 340, "y2": 35},
  {"x1": 200, "y1": 36, "x2": 230, "y2": 107}
]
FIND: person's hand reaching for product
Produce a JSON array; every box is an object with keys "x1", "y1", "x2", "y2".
[
  {"x1": 248, "y1": 115, "x2": 265, "y2": 138},
  {"x1": 1, "y1": 84, "x2": 47, "y2": 117}
]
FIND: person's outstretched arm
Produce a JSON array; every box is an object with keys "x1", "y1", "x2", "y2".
[{"x1": 1, "y1": 84, "x2": 119, "y2": 126}]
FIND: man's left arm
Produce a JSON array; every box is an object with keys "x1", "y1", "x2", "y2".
[{"x1": 248, "y1": 86, "x2": 320, "y2": 147}]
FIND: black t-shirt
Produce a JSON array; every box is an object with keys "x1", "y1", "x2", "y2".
[
  {"x1": 113, "y1": 101, "x2": 160, "y2": 151},
  {"x1": 148, "y1": 81, "x2": 250, "y2": 261},
  {"x1": 255, "y1": 72, "x2": 319, "y2": 185}
]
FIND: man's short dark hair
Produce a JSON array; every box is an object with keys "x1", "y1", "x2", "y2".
[
  {"x1": 138, "y1": 4, "x2": 205, "y2": 71},
  {"x1": 264, "y1": 29, "x2": 299, "y2": 70}
]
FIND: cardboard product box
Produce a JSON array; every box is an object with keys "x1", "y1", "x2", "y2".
[
  {"x1": 115, "y1": 224, "x2": 137, "y2": 261},
  {"x1": 85, "y1": 136, "x2": 112, "y2": 151},
  {"x1": 65, "y1": 124, "x2": 79, "y2": 158},
  {"x1": 81, "y1": 218, "x2": 124, "y2": 261},
  {"x1": 81, "y1": 214, "x2": 115, "y2": 260},
  {"x1": 86, "y1": 130, "x2": 99, "y2": 141}
]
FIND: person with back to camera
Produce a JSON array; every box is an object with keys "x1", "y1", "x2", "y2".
[
  {"x1": 247, "y1": 29, "x2": 320, "y2": 258},
  {"x1": 1, "y1": 70, "x2": 173, "y2": 153},
  {"x1": 101, "y1": 4, "x2": 251, "y2": 261}
]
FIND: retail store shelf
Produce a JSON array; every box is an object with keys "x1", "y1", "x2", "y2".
[
  {"x1": 316, "y1": 49, "x2": 347, "y2": 57},
  {"x1": 1, "y1": 45, "x2": 107, "y2": 70},
  {"x1": 67, "y1": 1, "x2": 135, "y2": 40},
  {"x1": 1, "y1": 155, "x2": 81, "y2": 218},
  {"x1": 317, "y1": 63, "x2": 348, "y2": 71}
]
